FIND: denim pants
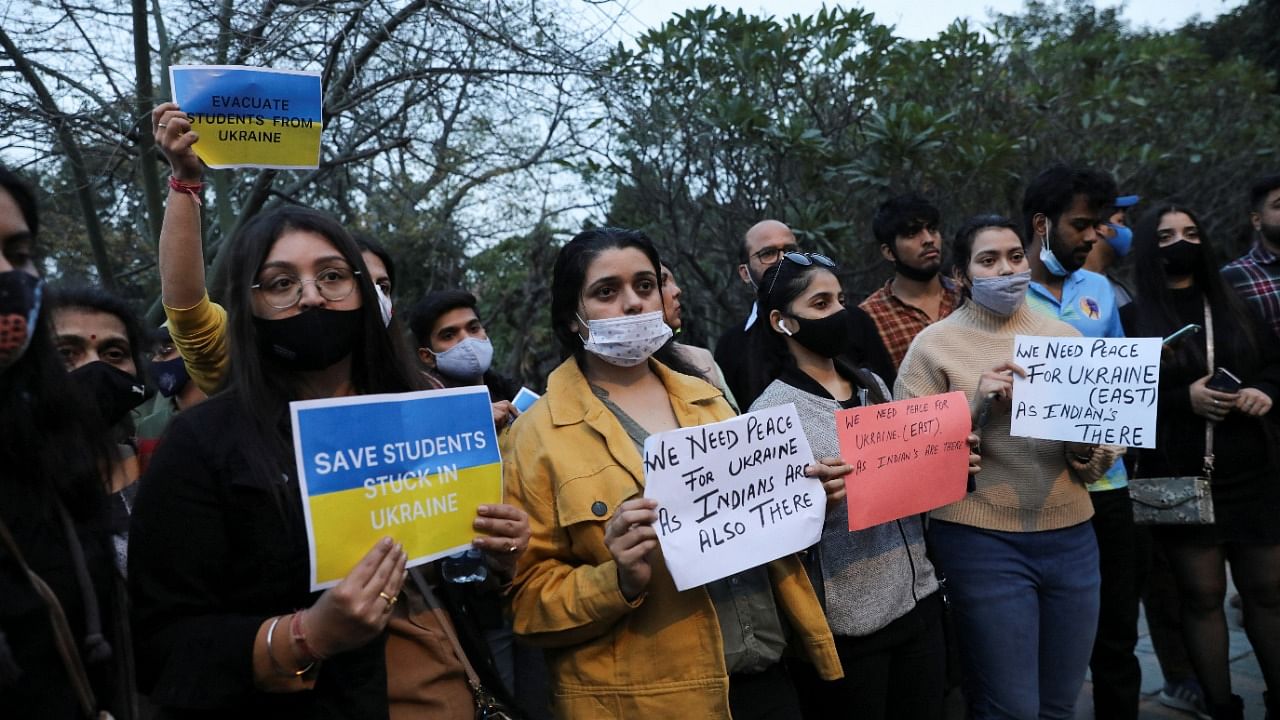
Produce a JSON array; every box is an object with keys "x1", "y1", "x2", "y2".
[{"x1": 928, "y1": 520, "x2": 1101, "y2": 720}]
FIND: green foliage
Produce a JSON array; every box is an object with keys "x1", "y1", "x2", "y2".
[{"x1": 602, "y1": 1, "x2": 1280, "y2": 348}]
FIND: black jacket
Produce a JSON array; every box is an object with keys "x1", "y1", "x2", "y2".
[{"x1": 129, "y1": 391, "x2": 515, "y2": 719}]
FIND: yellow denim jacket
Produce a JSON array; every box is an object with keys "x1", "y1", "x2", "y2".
[{"x1": 504, "y1": 357, "x2": 842, "y2": 719}]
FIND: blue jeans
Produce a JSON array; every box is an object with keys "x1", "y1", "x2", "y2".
[{"x1": 928, "y1": 520, "x2": 1100, "y2": 720}]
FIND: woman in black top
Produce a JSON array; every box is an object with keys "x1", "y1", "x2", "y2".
[
  {"x1": 128, "y1": 205, "x2": 418, "y2": 718},
  {"x1": 1122, "y1": 203, "x2": 1280, "y2": 720},
  {"x1": 0, "y1": 166, "x2": 130, "y2": 718}
]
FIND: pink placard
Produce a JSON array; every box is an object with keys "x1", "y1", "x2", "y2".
[{"x1": 835, "y1": 391, "x2": 971, "y2": 531}]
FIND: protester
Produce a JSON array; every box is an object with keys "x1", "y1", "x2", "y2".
[
  {"x1": 135, "y1": 324, "x2": 208, "y2": 471},
  {"x1": 48, "y1": 286, "x2": 153, "y2": 574},
  {"x1": 0, "y1": 165, "x2": 134, "y2": 718},
  {"x1": 714, "y1": 219, "x2": 894, "y2": 407},
  {"x1": 748, "y1": 251, "x2": 977, "y2": 719},
  {"x1": 1222, "y1": 174, "x2": 1280, "y2": 340},
  {"x1": 859, "y1": 193, "x2": 963, "y2": 369},
  {"x1": 896, "y1": 214, "x2": 1114, "y2": 719},
  {"x1": 1022, "y1": 165, "x2": 1145, "y2": 720},
  {"x1": 504, "y1": 226, "x2": 848, "y2": 718},
  {"x1": 1122, "y1": 203, "x2": 1280, "y2": 720},
  {"x1": 1085, "y1": 194, "x2": 1141, "y2": 308},
  {"x1": 408, "y1": 289, "x2": 520, "y2": 428},
  {"x1": 150, "y1": 102, "x2": 405, "y2": 394},
  {"x1": 659, "y1": 262, "x2": 739, "y2": 410}
]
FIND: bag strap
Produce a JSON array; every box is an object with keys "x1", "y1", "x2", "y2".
[
  {"x1": 1203, "y1": 297, "x2": 1215, "y2": 478},
  {"x1": 409, "y1": 568, "x2": 484, "y2": 692},
  {"x1": 0, "y1": 515, "x2": 99, "y2": 718}
]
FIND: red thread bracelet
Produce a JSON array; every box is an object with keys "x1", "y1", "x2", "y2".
[
  {"x1": 290, "y1": 610, "x2": 326, "y2": 662},
  {"x1": 168, "y1": 175, "x2": 204, "y2": 206}
]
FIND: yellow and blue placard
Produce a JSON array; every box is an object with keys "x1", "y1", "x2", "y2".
[
  {"x1": 170, "y1": 65, "x2": 323, "y2": 169},
  {"x1": 291, "y1": 386, "x2": 502, "y2": 590}
]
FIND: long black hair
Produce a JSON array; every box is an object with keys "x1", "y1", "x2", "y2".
[
  {"x1": 1129, "y1": 202, "x2": 1261, "y2": 373},
  {"x1": 219, "y1": 206, "x2": 418, "y2": 484},
  {"x1": 0, "y1": 168, "x2": 114, "y2": 522},
  {"x1": 742, "y1": 257, "x2": 887, "y2": 406},
  {"x1": 549, "y1": 226, "x2": 702, "y2": 378}
]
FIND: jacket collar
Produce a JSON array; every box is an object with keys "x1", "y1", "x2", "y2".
[{"x1": 545, "y1": 356, "x2": 727, "y2": 484}]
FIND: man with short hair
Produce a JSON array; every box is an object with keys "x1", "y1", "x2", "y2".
[
  {"x1": 1023, "y1": 164, "x2": 1144, "y2": 720},
  {"x1": 1222, "y1": 174, "x2": 1280, "y2": 339},
  {"x1": 714, "y1": 219, "x2": 894, "y2": 408},
  {"x1": 408, "y1": 289, "x2": 519, "y2": 428},
  {"x1": 859, "y1": 193, "x2": 963, "y2": 369}
]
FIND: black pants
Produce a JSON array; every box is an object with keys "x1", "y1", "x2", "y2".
[
  {"x1": 794, "y1": 592, "x2": 947, "y2": 720},
  {"x1": 729, "y1": 662, "x2": 803, "y2": 720},
  {"x1": 1088, "y1": 488, "x2": 1151, "y2": 720}
]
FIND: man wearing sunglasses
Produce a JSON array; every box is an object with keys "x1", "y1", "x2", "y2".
[
  {"x1": 714, "y1": 219, "x2": 895, "y2": 408},
  {"x1": 1023, "y1": 164, "x2": 1142, "y2": 720}
]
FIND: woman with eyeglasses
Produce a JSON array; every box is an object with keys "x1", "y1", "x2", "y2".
[
  {"x1": 1122, "y1": 204, "x2": 1280, "y2": 720},
  {"x1": 745, "y1": 251, "x2": 973, "y2": 719},
  {"x1": 895, "y1": 215, "x2": 1115, "y2": 720},
  {"x1": 504, "y1": 227, "x2": 849, "y2": 719}
]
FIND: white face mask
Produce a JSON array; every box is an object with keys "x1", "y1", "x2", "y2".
[
  {"x1": 576, "y1": 309, "x2": 673, "y2": 367},
  {"x1": 375, "y1": 285, "x2": 393, "y2": 328},
  {"x1": 431, "y1": 336, "x2": 494, "y2": 380}
]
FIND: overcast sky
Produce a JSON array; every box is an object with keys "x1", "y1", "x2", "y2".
[{"x1": 607, "y1": 0, "x2": 1246, "y2": 40}]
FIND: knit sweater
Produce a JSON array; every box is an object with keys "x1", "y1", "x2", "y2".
[
  {"x1": 751, "y1": 375, "x2": 939, "y2": 637},
  {"x1": 895, "y1": 301, "x2": 1106, "y2": 532}
]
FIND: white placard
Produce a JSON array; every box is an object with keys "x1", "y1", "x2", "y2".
[
  {"x1": 1010, "y1": 335, "x2": 1161, "y2": 448},
  {"x1": 642, "y1": 404, "x2": 822, "y2": 591}
]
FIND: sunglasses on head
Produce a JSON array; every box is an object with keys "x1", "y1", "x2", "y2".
[{"x1": 766, "y1": 252, "x2": 837, "y2": 296}]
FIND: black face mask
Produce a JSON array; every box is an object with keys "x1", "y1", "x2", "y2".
[
  {"x1": 149, "y1": 356, "x2": 190, "y2": 398},
  {"x1": 1159, "y1": 240, "x2": 1202, "y2": 278},
  {"x1": 254, "y1": 307, "x2": 364, "y2": 372},
  {"x1": 0, "y1": 270, "x2": 42, "y2": 372},
  {"x1": 70, "y1": 361, "x2": 151, "y2": 427},
  {"x1": 780, "y1": 307, "x2": 849, "y2": 359}
]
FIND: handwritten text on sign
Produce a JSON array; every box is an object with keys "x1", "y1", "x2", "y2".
[
  {"x1": 1011, "y1": 335, "x2": 1161, "y2": 448},
  {"x1": 836, "y1": 391, "x2": 971, "y2": 531},
  {"x1": 291, "y1": 387, "x2": 502, "y2": 590},
  {"x1": 170, "y1": 65, "x2": 323, "y2": 169},
  {"x1": 642, "y1": 404, "x2": 821, "y2": 591}
]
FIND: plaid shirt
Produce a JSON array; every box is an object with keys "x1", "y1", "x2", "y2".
[
  {"x1": 858, "y1": 277, "x2": 962, "y2": 368},
  {"x1": 1222, "y1": 242, "x2": 1280, "y2": 339}
]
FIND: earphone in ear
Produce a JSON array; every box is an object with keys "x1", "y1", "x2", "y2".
[{"x1": 777, "y1": 319, "x2": 793, "y2": 337}]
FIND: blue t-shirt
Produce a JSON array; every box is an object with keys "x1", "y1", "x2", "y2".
[{"x1": 1027, "y1": 269, "x2": 1128, "y2": 491}]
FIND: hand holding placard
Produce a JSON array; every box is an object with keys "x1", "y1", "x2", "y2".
[
  {"x1": 835, "y1": 391, "x2": 971, "y2": 531},
  {"x1": 642, "y1": 404, "x2": 821, "y2": 591}
]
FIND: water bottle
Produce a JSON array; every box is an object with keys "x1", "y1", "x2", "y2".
[{"x1": 440, "y1": 547, "x2": 490, "y2": 584}]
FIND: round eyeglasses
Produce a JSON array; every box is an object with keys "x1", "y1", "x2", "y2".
[{"x1": 252, "y1": 267, "x2": 362, "y2": 309}]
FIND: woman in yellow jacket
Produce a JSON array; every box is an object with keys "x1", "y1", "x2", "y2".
[{"x1": 504, "y1": 227, "x2": 845, "y2": 719}]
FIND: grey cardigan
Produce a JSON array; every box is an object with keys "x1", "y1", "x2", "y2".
[{"x1": 751, "y1": 377, "x2": 939, "y2": 637}]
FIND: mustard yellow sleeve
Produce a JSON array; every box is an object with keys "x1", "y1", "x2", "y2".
[
  {"x1": 504, "y1": 417, "x2": 643, "y2": 649},
  {"x1": 163, "y1": 292, "x2": 229, "y2": 395}
]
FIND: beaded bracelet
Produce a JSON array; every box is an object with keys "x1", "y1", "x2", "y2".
[{"x1": 266, "y1": 615, "x2": 315, "y2": 677}]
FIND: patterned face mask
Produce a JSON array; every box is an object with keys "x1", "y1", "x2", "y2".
[{"x1": 576, "y1": 310, "x2": 673, "y2": 367}]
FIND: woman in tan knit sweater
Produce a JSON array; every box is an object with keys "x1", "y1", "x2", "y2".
[{"x1": 895, "y1": 215, "x2": 1112, "y2": 720}]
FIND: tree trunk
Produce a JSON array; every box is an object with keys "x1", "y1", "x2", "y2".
[{"x1": 133, "y1": 0, "x2": 164, "y2": 249}]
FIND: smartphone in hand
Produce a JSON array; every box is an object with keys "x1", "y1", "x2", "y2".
[{"x1": 1205, "y1": 367, "x2": 1242, "y2": 393}]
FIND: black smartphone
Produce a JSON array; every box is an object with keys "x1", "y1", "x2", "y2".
[
  {"x1": 1206, "y1": 367, "x2": 1242, "y2": 393},
  {"x1": 1162, "y1": 324, "x2": 1201, "y2": 346}
]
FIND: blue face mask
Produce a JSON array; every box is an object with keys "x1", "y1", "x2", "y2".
[
  {"x1": 149, "y1": 356, "x2": 190, "y2": 398},
  {"x1": 1105, "y1": 223, "x2": 1133, "y2": 257},
  {"x1": 1038, "y1": 240, "x2": 1070, "y2": 277}
]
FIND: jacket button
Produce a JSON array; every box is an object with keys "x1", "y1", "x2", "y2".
[{"x1": 591, "y1": 501, "x2": 608, "y2": 517}]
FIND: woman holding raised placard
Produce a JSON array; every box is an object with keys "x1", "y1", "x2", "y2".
[
  {"x1": 503, "y1": 227, "x2": 849, "y2": 719},
  {"x1": 744, "y1": 251, "x2": 972, "y2": 720},
  {"x1": 1122, "y1": 204, "x2": 1280, "y2": 720},
  {"x1": 895, "y1": 214, "x2": 1115, "y2": 720}
]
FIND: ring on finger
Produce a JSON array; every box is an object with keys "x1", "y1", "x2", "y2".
[
  {"x1": 157, "y1": 123, "x2": 167, "y2": 129},
  {"x1": 378, "y1": 591, "x2": 398, "y2": 610},
  {"x1": 508, "y1": 544, "x2": 518, "y2": 554}
]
